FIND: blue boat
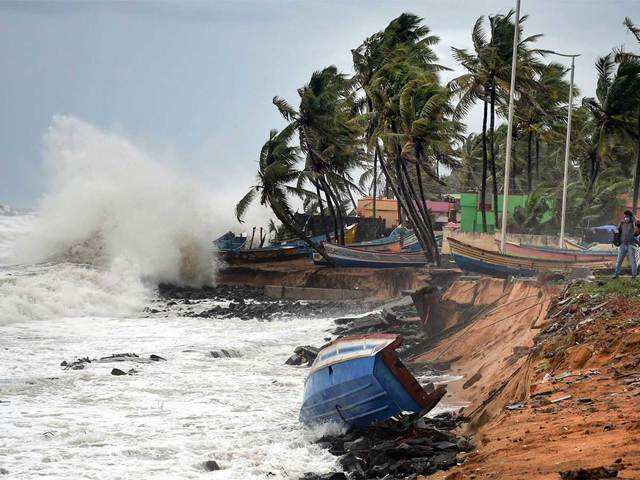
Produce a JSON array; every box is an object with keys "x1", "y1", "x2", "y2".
[
  {"x1": 213, "y1": 232, "x2": 247, "y2": 252},
  {"x1": 299, "y1": 334, "x2": 446, "y2": 427}
]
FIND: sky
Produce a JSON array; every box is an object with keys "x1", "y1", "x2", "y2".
[{"x1": 0, "y1": 0, "x2": 637, "y2": 212}]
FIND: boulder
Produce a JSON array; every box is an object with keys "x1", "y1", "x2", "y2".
[
  {"x1": 202, "y1": 460, "x2": 221, "y2": 471},
  {"x1": 111, "y1": 368, "x2": 127, "y2": 376},
  {"x1": 210, "y1": 349, "x2": 241, "y2": 359}
]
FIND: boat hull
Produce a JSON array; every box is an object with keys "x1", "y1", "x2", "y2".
[
  {"x1": 449, "y1": 238, "x2": 613, "y2": 278},
  {"x1": 300, "y1": 335, "x2": 445, "y2": 427},
  {"x1": 500, "y1": 240, "x2": 616, "y2": 262},
  {"x1": 320, "y1": 243, "x2": 430, "y2": 268}
]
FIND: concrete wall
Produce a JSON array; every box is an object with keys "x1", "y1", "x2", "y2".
[{"x1": 264, "y1": 285, "x2": 369, "y2": 301}]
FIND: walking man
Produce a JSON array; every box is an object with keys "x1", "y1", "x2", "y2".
[{"x1": 613, "y1": 209, "x2": 638, "y2": 278}]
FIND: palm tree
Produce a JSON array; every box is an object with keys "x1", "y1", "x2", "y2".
[
  {"x1": 235, "y1": 127, "x2": 332, "y2": 264},
  {"x1": 453, "y1": 133, "x2": 483, "y2": 190},
  {"x1": 451, "y1": 11, "x2": 546, "y2": 230},
  {"x1": 273, "y1": 66, "x2": 363, "y2": 245},
  {"x1": 582, "y1": 54, "x2": 638, "y2": 194},
  {"x1": 360, "y1": 13, "x2": 448, "y2": 262},
  {"x1": 620, "y1": 18, "x2": 640, "y2": 214}
]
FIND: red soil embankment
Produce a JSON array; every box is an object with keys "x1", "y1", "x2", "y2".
[
  {"x1": 420, "y1": 281, "x2": 640, "y2": 480},
  {"x1": 414, "y1": 278, "x2": 559, "y2": 413}
]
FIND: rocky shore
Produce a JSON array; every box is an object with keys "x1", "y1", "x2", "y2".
[{"x1": 154, "y1": 283, "x2": 384, "y2": 321}]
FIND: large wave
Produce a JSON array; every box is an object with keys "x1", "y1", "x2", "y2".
[{"x1": 14, "y1": 115, "x2": 217, "y2": 287}]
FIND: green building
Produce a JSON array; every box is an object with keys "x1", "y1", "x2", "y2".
[{"x1": 459, "y1": 192, "x2": 552, "y2": 233}]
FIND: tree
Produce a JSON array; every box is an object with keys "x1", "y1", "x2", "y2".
[
  {"x1": 273, "y1": 66, "x2": 364, "y2": 245},
  {"x1": 451, "y1": 10, "x2": 545, "y2": 230},
  {"x1": 235, "y1": 127, "x2": 332, "y2": 264},
  {"x1": 582, "y1": 54, "x2": 638, "y2": 194}
]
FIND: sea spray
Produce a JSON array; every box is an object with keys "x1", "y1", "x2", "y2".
[{"x1": 14, "y1": 115, "x2": 217, "y2": 286}]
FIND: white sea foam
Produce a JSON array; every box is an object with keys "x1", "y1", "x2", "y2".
[
  {"x1": 0, "y1": 313, "x2": 339, "y2": 479},
  {"x1": 14, "y1": 115, "x2": 217, "y2": 287}
]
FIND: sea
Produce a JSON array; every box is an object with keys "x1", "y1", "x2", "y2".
[
  {"x1": 0, "y1": 117, "x2": 340, "y2": 479},
  {"x1": 0, "y1": 116, "x2": 452, "y2": 479}
]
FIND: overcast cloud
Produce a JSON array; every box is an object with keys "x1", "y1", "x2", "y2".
[{"x1": 0, "y1": 0, "x2": 637, "y2": 209}]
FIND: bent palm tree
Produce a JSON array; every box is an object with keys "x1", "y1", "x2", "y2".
[{"x1": 235, "y1": 127, "x2": 332, "y2": 264}]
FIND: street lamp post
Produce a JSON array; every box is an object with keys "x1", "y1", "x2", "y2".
[
  {"x1": 554, "y1": 52, "x2": 581, "y2": 248},
  {"x1": 499, "y1": 0, "x2": 521, "y2": 253}
]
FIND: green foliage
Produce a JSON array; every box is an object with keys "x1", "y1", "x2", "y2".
[
  {"x1": 570, "y1": 277, "x2": 640, "y2": 298},
  {"x1": 239, "y1": 12, "x2": 640, "y2": 248}
]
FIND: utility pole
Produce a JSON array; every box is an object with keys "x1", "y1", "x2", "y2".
[
  {"x1": 499, "y1": 0, "x2": 521, "y2": 253},
  {"x1": 554, "y1": 53, "x2": 580, "y2": 248}
]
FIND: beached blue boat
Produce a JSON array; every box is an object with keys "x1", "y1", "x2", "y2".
[
  {"x1": 300, "y1": 334, "x2": 446, "y2": 427},
  {"x1": 213, "y1": 232, "x2": 247, "y2": 252}
]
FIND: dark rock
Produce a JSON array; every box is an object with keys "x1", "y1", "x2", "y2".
[
  {"x1": 294, "y1": 345, "x2": 319, "y2": 364},
  {"x1": 301, "y1": 474, "x2": 347, "y2": 480},
  {"x1": 344, "y1": 437, "x2": 369, "y2": 452},
  {"x1": 60, "y1": 360, "x2": 67, "y2": 367},
  {"x1": 432, "y1": 451, "x2": 457, "y2": 469},
  {"x1": 210, "y1": 349, "x2": 241, "y2": 358},
  {"x1": 0, "y1": 468, "x2": 8, "y2": 475},
  {"x1": 433, "y1": 441, "x2": 457, "y2": 450},
  {"x1": 456, "y1": 438, "x2": 474, "y2": 452},
  {"x1": 559, "y1": 465, "x2": 619, "y2": 479},
  {"x1": 202, "y1": 460, "x2": 221, "y2": 471},
  {"x1": 149, "y1": 354, "x2": 166, "y2": 362},
  {"x1": 111, "y1": 368, "x2": 127, "y2": 376},
  {"x1": 285, "y1": 354, "x2": 303, "y2": 366}
]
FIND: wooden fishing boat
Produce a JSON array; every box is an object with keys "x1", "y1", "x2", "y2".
[
  {"x1": 219, "y1": 245, "x2": 307, "y2": 263},
  {"x1": 213, "y1": 232, "x2": 247, "y2": 252},
  {"x1": 318, "y1": 242, "x2": 430, "y2": 268},
  {"x1": 498, "y1": 240, "x2": 616, "y2": 262},
  {"x1": 449, "y1": 238, "x2": 613, "y2": 278},
  {"x1": 299, "y1": 334, "x2": 446, "y2": 427}
]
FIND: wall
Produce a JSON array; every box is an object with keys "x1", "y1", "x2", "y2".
[{"x1": 459, "y1": 193, "x2": 553, "y2": 233}]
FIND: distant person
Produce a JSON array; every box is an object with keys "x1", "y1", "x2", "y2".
[{"x1": 613, "y1": 210, "x2": 639, "y2": 278}]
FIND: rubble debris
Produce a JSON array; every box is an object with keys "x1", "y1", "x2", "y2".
[
  {"x1": 310, "y1": 411, "x2": 470, "y2": 479},
  {"x1": 558, "y1": 464, "x2": 620, "y2": 479}
]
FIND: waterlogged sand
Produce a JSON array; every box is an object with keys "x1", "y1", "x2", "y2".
[{"x1": 0, "y1": 312, "x2": 339, "y2": 479}]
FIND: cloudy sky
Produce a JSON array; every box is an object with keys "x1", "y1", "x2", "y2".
[{"x1": 1, "y1": 0, "x2": 637, "y2": 209}]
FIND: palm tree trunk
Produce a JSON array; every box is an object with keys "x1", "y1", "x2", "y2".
[
  {"x1": 527, "y1": 129, "x2": 533, "y2": 193},
  {"x1": 535, "y1": 136, "x2": 540, "y2": 179},
  {"x1": 314, "y1": 181, "x2": 331, "y2": 242},
  {"x1": 416, "y1": 161, "x2": 428, "y2": 212},
  {"x1": 402, "y1": 158, "x2": 439, "y2": 263},
  {"x1": 322, "y1": 179, "x2": 346, "y2": 245},
  {"x1": 342, "y1": 177, "x2": 358, "y2": 211},
  {"x1": 489, "y1": 83, "x2": 499, "y2": 228},
  {"x1": 376, "y1": 143, "x2": 435, "y2": 261},
  {"x1": 372, "y1": 147, "x2": 378, "y2": 220},
  {"x1": 633, "y1": 113, "x2": 640, "y2": 215},
  {"x1": 480, "y1": 96, "x2": 489, "y2": 233},
  {"x1": 322, "y1": 184, "x2": 340, "y2": 244}
]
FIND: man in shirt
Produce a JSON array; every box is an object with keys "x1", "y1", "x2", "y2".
[{"x1": 613, "y1": 210, "x2": 638, "y2": 279}]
